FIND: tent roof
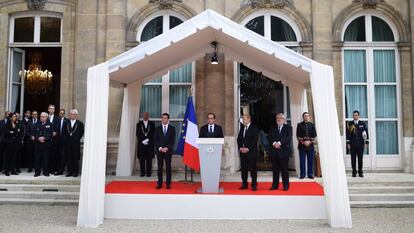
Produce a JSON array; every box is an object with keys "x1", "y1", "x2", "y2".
[{"x1": 108, "y1": 9, "x2": 313, "y2": 85}]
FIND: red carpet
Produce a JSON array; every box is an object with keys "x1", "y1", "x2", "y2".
[{"x1": 105, "y1": 181, "x2": 324, "y2": 196}]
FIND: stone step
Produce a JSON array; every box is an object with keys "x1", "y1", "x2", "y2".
[
  {"x1": 347, "y1": 181, "x2": 414, "y2": 187},
  {"x1": 0, "y1": 191, "x2": 79, "y2": 200},
  {"x1": 0, "y1": 177, "x2": 80, "y2": 185},
  {"x1": 349, "y1": 193, "x2": 414, "y2": 202},
  {"x1": 351, "y1": 201, "x2": 414, "y2": 208},
  {"x1": 348, "y1": 186, "x2": 414, "y2": 194},
  {"x1": 0, "y1": 184, "x2": 80, "y2": 192},
  {"x1": 0, "y1": 198, "x2": 78, "y2": 206}
]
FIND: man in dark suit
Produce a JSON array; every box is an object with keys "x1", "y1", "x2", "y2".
[
  {"x1": 54, "y1": 109, "x2": 69, "y2": 175},
  {"x1": 136, "y1": 112, "x2": 155, "y2": 177},
  {"x1": 25, "y1": 111, "x2": 38, "y2": 172},
  {"x1": 199, "y1": 113, "x2": 224, "y2": 138},
  {"x1": 63, "y1": 109, "x2": 84, "y2": 177},
  {"x1": 268, "y1": 113, "x2": 292, "y2": 191},
  {"x1": 0, "y1": 111, "x2": 10, "y2": 172},
  {"x1": 154, "y1": 113, "x2": 175, "y2": 189},
  {"x1": 14, "y1": 112, "x2": 25, "y2": 173},
  {"x1": 296, "y1": 112, "x2": 317, "y2": 179},
  {"x1": 346, "y1": 110, "x2": 369, "y2": 177},
  {"x1": 47, "y1": 104, "x2": 60, "y2": 174},
  {"x1": 237, "y1": 114, "x2": 259, "y2": 191},
  {"x1": 33, "y1": 112, "x2": 54, "y2": 177}
]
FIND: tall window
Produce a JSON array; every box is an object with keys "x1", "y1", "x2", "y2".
[
  {"x1": 241, "y1": 11, "x2": 301, "y2": 121},
  {"x1": 8, "y1": 12, "x2": 62, "y2": 114},
  {"x1": 137, "y1": 12, "x2": 193, "y2": 152},
  {"x1": 343, "y1": 14, "x2": 400, "y2": 166}
]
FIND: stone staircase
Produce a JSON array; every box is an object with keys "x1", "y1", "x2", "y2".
[
  {"x1": 0, "y1": 174, "x2": 80, "y2": 206},
  {"x1": 347, "y1": 174, "x2": 414, "y2": 208},
  {"x1": 1, "y1": 172, "x2": 413, "y2": 207}
]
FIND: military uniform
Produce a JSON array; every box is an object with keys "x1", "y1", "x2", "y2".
[
  {"x1": 346, "y1": 120, "x2": 369, "y2": 177},
  {"x1": 296, "y1": 121, "x2": 317, "y2": 178},
  {"x1": 33, "y1": 121, "x2": 54, "y2": 176}
]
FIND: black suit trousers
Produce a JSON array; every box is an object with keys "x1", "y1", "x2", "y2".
[
  {"x1": 270, "y1": 155, "x2": 290, "y2": 189},
  {"x1": 157, "y1": 153, "x2": 172, "y2": 185},
  {"x1": 240, "y1": 155, "x2": 257, "y2": 187},
  {"x1": 350, "y1": 147, "x2": 364, "y2": 174}
]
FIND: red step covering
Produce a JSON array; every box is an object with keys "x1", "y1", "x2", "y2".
[{"x1": 105, "y1": 181, "x2": 324, "y2": 196}]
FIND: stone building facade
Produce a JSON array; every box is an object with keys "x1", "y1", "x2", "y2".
[{"x1": 0, "y1": 0, "x2": 413, "y2": 174}]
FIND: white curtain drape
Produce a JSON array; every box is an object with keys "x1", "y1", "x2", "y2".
[
  {"x1": 116, "y1": 81, "x2": 142, "y2": 176},
  {"x1": 310, "y1": 61, "x2": 352, "y2": 228},
  {"x1": 287, "y1": 81, "x2": 308, "y2": 176},
  {"x1": 77, "y1": 62, "x2": 110, "y2": 227}
]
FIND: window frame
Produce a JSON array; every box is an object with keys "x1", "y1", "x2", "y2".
[
  {"x1": 136, "y1": 10, "x2": 187, "y2": 43},
  {"x1": 240, "y1": 9, "x2": 302, "y2": 47},
  {"x1": 342, "y1": 46, "x2": 402, "y2": 169},
  {"x1": 9, "y1": 11, "x2": 63, "y2": 47}
]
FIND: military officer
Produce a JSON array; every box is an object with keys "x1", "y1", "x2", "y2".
[
  {"x1": 33, "y1": 112, "x2": 54, "y2": 177},
  {"x1": 296, "y1": 112, "x2": 317, "y2": 179},
  {"x1": 346, "y1": 110, "x2": 369, "y2": 177}
]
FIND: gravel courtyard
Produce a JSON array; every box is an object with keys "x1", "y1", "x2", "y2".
[{"x1": 0, "y1": 205, "x2": 413, "y2": 233}]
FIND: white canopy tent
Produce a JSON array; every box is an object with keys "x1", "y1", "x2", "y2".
[{"x1": 77, "y1": 9, "x2": 352, "y2": 228}]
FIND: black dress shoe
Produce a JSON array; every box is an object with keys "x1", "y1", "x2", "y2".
[
  {"x1": 16, "y1": 169, "x2": 21, "y2": 173},
  {"x1": 34, "y1": 173, "x2": 40, "y2": 177},
  {"x1": 352, "y1": 173, "x2": 357, "y2": 177},
  {"x1": 308, "y1": 176, "x2": 314, "y2": 179},
  {"x1": 252, "y1": 186, "x2": 257, "y2": 191},
  {"x1": 166, "y1": 185, "x2": 171, "y2": 189},
  {"x1": 140, "y1": 174, "x2": 145, "y2": 177},
  {"x1": 28, "y1": 169, "x2": 33, "y2": 173},
  {"x1": 358, "y1": 173, "x2": 364, "y2": 177},
  {"x1": 66, "y1": 174, "x2": 73, "y2": 177},
  {"x1": 269, "y1": 186, "x2": 278, "y2": 190},
  {"x1": 299, "y1": 176, "x2": 305, "y2": 179},
  {"x1": 5, "y1": 172, "x2": 10, "y2": 176},
  {"x1": 283, "y1": 187, "x2": 289, "y2": 191},
  {"x1": 155, "y1": 184, "x2": 162, "y2": 189},
  {"x1": 54, "y1": 172, "x2": 63, "y2": 176},
  {"x1": 73, "y1": 174, "x2": 78, "y2": 177},
  {"x1": 44, "y1": 173, "x2": 50, "y2": 177},
  {"x1": 146, "y1": 174, "x2": 152, "y2": 177},
  {"x1": 239, "y1": 185, "x2": 248, "y2": 190},
  {"x1": 11, "y1": 172, "x2": 19, "y2": 175}
]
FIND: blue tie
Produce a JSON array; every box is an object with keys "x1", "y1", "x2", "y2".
[
  {"x1": 209, "y1": 125, "x2": 212, "y2": 134},
  {"x1": 163, "y1": 125, "x2": 167, "y2": 136}
]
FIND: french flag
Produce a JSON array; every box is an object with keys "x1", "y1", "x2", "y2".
[{"x1": 176, "y1": 96, "x2": 200, "y2": 171}]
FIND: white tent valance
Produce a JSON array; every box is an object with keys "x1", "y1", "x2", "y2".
[{"x1": 77, "y1": 9, "x2": 351, "y2": 228}]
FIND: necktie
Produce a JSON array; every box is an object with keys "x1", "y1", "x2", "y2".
[
  {"x1": 209, "y1": 125, "x2": 212, "y2": 134},
  {"x1": 278, "y1": 125, "x2": 282, "y2": 133},
  {"x1": 243, "y1": 126, "x2": 248, "y2": 138},
  {"x1": 163, "y1": 125, "x2": 167, "y2": 136}
]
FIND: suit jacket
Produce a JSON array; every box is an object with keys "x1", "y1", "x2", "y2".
[
  {"x1": 136, "y1": 120, "x2": 155, "y2": 158},
  {"x1": 4, "y1": 121, "x2": 23, "y2": 144},
  {"x1": 199, "y1": 124, "x2": 224, "y2": 138},
  {"x1": 62, "y1": 120, "x2": 85, "y2": 144},
  {"x1": 268, "y1": 124, "x2": 293, "y2": 158},
  {"x1": 154, "y1": 124, "x2": 175, "y2": 156},
  {"x1": 33, "y1": 121, "x2": 54, "y2": 148},
  {"x1": 237, "y1": 123, "x2": 259, "y2": 157},
  {"x1": 346, "y1": 120, "x2": 369, "y2": 148},
  {"x1": 56, "y1": 117, "x2": 69, "y2": 137},
  {"x1": 48, "y1": 114, "x2": 60, "y2": 137}
]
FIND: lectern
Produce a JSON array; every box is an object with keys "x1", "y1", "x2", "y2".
[{"x1": 196, "y1": 138, "x2": 225, "y2": 193}]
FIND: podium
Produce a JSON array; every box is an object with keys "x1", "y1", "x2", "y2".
[{"x1": 196, "y1": 138, "x2": 225, "y2": 193}]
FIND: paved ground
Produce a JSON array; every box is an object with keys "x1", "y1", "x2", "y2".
[{"x1": 0, "y1": 205, "x2": 412, "y2": 233}]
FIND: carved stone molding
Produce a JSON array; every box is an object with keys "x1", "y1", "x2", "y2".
[
  {"x1": 26, "y1": 0, "x2": 47, "y2": 10},
  {"x1": 149, "y1": 0, "x2": 183, "y2": 10},
  {"x1": 241, "y1": 0, "x2": 294, "y2": 9},
  {"x1": 353, "y1": 0, "x2": 385, "y2": 9}
]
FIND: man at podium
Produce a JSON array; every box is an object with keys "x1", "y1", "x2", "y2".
[{"x1": 199, "y1": 113, "x2": 224, "y2": 138}]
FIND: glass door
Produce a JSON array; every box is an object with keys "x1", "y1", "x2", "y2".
[{"x1": 7, "y1": 48, "x2": 25, "y2": 114}]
